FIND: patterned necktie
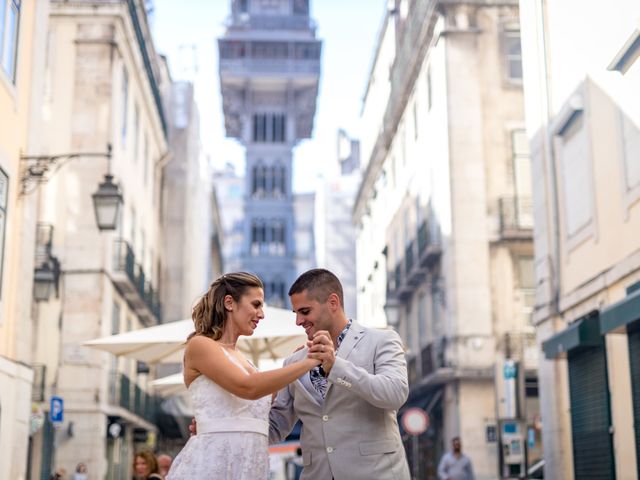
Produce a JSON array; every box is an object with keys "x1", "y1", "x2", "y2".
[{"x1": 310, "y1": 319, "x2": 352, "y2": 398}]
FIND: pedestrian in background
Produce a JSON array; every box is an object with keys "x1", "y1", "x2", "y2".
[
  {"x1": 438, "y1": 436, "x2": 475, "y2": 480},
  {"x1": 49, "y1": 467, "x2": 67, "y2": 480},
  {"x1": 72, "y1": 463, "x2": 88, "y2": 480},
  {"x1": 156, "y1": 454, "x2": 172, "y2": 478},
  {"x1": 133, "y1": 450, "x2": 163, "y2": 480}
]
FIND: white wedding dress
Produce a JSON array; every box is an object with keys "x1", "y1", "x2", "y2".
[{"x1": 167, "y1": 350, "x2": 272, "y2": 479}]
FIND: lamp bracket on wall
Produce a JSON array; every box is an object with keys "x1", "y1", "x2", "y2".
[{"x1": 20, "y1": 145, "x2": 112, "y2": 195}]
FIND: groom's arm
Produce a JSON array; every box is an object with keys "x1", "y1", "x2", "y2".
[
  {"x1": 268, "y1": 363, "x2": 299, "y2": 444},
  {"x1": 326, "y1": 329, "x2": 408, "y2": 410}
]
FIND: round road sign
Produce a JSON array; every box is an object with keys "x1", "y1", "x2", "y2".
[{"x1": 401, "y1": 407, "x2": 429, "y2": 436}]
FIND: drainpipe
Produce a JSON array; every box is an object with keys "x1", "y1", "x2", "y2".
[{"x1": 537, "y1": 0, "x2": 561, "y2": 316}]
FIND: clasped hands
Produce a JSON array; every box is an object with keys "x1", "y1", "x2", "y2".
[{"x1": 306, "y1": 330, "x2": 335, "y2": 375}]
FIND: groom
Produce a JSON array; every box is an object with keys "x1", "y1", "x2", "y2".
[{"x1": 270, "y1": 268, "x2": 410, "y2": 479}]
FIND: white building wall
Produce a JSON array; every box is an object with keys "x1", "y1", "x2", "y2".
[{"x1": 519, "y1": 1, "x2": 640, "y2": 478}]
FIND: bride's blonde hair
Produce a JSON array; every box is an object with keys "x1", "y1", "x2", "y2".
[{"x1": 188, "y1": 272, "x2": 263, "y2": 341}]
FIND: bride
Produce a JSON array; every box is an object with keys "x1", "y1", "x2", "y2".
[{"x1": 167, "y1": 272, "x2": 320, "y2": 479}]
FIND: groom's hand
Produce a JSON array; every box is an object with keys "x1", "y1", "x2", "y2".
[
  {"x1": 189, "y1": 417, "x2": 197, "y2": 436},
  {"x1": 307, "y1": 331, "x2": 335, "y2": 375}
]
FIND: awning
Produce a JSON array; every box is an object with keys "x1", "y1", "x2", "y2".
[
  {"x1": 542, "y1": 312, "x2": 601, "y2": 359},
  {"x1": 84, "y1": 305, "x2": 306, "y2": 366},
  {"x1": 599, "y1": 289, "x2": 640, "y2": 335}
]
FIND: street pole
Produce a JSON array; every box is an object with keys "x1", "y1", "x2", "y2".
[{"x1": 412, "y1": 435, "x2": 419, "y2": 479}]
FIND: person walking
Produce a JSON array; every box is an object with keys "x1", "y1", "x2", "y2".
[{"x1": 437, "y1": 436, "x2": 475, "y2": 480}]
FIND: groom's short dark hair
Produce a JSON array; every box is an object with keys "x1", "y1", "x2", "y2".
[{"x1": 289, "y1": 268, "x2": 344, "y2": 308}]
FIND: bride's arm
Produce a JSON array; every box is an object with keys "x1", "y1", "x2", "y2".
[{"x1": 185, "y1": 335, "x2": 320, "y2": 400}]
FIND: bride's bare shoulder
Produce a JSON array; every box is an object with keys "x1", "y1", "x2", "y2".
[{"x1": 186, "y1": 334, "x2": 219, "y2": 351}]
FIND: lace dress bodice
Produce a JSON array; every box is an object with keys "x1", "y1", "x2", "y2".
[{"x1": 167, "y1": 351, "x2": 272, "y2": 479}]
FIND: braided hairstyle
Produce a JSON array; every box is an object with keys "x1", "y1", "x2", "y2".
[{"x1": 188, "y1": 272, "x2": 263, "y2": 341}]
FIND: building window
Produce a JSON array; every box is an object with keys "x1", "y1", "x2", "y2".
[
  {"x1": 619, "y1": 110, "x2": 640, "y2": 209},
  {"x1": 143, "y1": 133, "x2": 149, "y2": 185},
  {"x1": 253, "y1": 113, "x2": 286, "y2": 143},
  {"x1": 253, "y1": 114, "x2": 267, "y2": 142},
  {"x1": 426, "y1": 65, "x2": 432, "y2": 111},
  {"x1": 220, "y1": 40, "x2": 246, "y2": 59},
  {"x1": 294, "y1": 42, "x2": 319, "y2": 59},
  {"x1": 252, "y1": 42, "x2": 288, "y2": 60},
  {"x1": 293, "y1": 0, "x2": 308, "y2": 15},
  {"x1": 252, "y1": 163, "x2": 267, "y2": 197},
  {"x1": 0, "y1": 168, "x2": 7, "y2": 298},
  {"x1": 272, "y1": 114, "x2": 285, "y2": 142},
  {"x1": 510, "y1": 129, "x2": 533, "y2": 228},
  {"x1": 239, "y1": 0, "x2": 248, "y2": 13},
  {"x1": 272, "y1": 164, "x2": 286, "y2": 197},
  {"x1": 111, "y1": 302, "x2": 121, "y2": 335},
  {"x1": 503, "y1": 26, "x2": 523, "y2": 82},
  {"x1": 269, "y1": 220, "x2": 286, "y2": 256},
  {"x1": 121, "y1": 66, "x2": 129, "y2": 146},
  {"x1": 516, "y1": 256, "x2": 535, "y2": 323},
  {"x1": 133, "y1": 103, "x2": 139, "y2": 160},
  {"x1": 251, "y1": 220, "x2": 267, "y2": 256},
  {"x1": 0, "y1": 0, "x2": 20, "y2": 82},
  {"x1": 558, "y1": 110, "x2": 593, "y2": 238}
]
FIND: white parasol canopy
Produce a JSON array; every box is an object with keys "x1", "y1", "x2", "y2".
[{"x1": 83, "y1": 305, "x2": 306, "y2": 366}]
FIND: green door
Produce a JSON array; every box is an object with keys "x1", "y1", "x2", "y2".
[
  {"x1": 628, "y1": 329, "x2": 640, "y2": 479},
  {"x1": 568, "y1": 344, "x2": 616, "y2": 480}
]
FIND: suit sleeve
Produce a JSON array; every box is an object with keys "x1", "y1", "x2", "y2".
[
  {"x1": 268, "y1": 358, "x2": 300, "y2": 444},
  {"x1": 326, "y1": 328, "x2": 408, "y2": 409}
]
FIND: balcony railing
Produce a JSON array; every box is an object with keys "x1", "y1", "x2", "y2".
[
  {"x1": 219, "y1": 57, "x2": 320, "y2": 76},
  {"x1": 498, "y1": 196, "x2": 533, "y2": 234},
  {"x1": 31, "y1": 364, "x2": 46, "y2": 402},
  {"x1": 420, "y1": 343, "x2": 434, "y2": 378},
  {"x1": 228, "y1": 14, "x2": 317, "y2": 31},
  {"x1": 109, "y1": 372, "x2": 160, "y2": 424},
  {"x1": 113, "y1": 239, "x2": 162, "y2": 323},
  {"x1": 407, "y1": 355, "x2": 418, "y2": 386},
  {"x1": 387, "y1": 220, "x2": 442, "y2": 299}
]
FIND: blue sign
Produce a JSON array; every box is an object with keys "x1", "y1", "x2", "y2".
[
  {"x1": 528, "y1": 427, "x2": 536, "y2": 449},
  {"x1": 50, "y1": 396, "x2": 64, "y2": 423},
  {"x1": 503, "y1": 362, "x2": 518, "y2": 379}
]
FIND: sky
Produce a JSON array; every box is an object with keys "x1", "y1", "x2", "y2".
[{"x1": 151, "y1": 0, "x2": 387, "y2": 192}]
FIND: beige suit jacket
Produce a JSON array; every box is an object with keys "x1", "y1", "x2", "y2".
[{"x1": 269, "y1": 320, "x2": 411, "y2": 480}]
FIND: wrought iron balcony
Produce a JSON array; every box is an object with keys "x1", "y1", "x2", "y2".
[
  {"x1": 420, "y1": 343, "x2": 434, "y2": 378},
  {"x1": 407, "y1": 355, "x2": 418, "y2": 386},
  {"x1": 112, "y1": 239, "x2": 162, "y2": 323},
  {"x1": 498, "y1": 196, "x2": 533, "y2": 238},
  {"x1": 109, "y1": 372, "x2": 160, "y2": 424},
  {"x1": 31, "y1": 364, "x2": 46, "y2": 402},
  {"x1": 417, "y1": 220, "x2": 442, "y2": 267},
  {"x1": 386, "y1": 220, "x2": 442, "y2": 300}
]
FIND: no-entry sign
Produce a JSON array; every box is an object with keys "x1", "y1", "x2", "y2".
[{"x1": 401, "y1": 407, "x2": 429, "y2": 436}]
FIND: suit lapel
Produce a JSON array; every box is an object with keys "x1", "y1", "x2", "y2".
[
  {"x1": 335, "y1": 320, "x2": 366, "y2": 361},
  {"x1": 325, "y1": 321, "x2": 366, "y2": 398}
]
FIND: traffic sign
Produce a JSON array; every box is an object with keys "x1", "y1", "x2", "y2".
[
  {"x1": 503, "y1": 361, "x2": 518, "y2": 379},
  {"x1": 401, "y1": 407, "x2": 429, "y2": 436},
  {"x1": 50, "y1": 396, "x2": 64, "y2": 423}
]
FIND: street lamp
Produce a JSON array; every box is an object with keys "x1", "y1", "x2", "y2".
[
  {"x1": 33, "y1": 261, "x2": 60, "y2": 302},
  {"x1": 20, "y1": 144, "x2": 123, "y2": 231},
  {"x1": 92, "y1": 174, "x2": 123, "y2": 231},
  {"x1": 383, "y1": 297, "x2": 401, "y2": 327}
]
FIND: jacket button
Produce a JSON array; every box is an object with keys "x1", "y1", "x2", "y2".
[
  {"x1": 322, "y1": 415, "x2": 329, "y2": 421},
  {"x1": 326, "y1": 447, "x2": 334, "y2": 453}
]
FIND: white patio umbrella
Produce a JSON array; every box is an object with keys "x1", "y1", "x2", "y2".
[{"x1": 83, "y1": 305, "x2": 306, "y2": 366}]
